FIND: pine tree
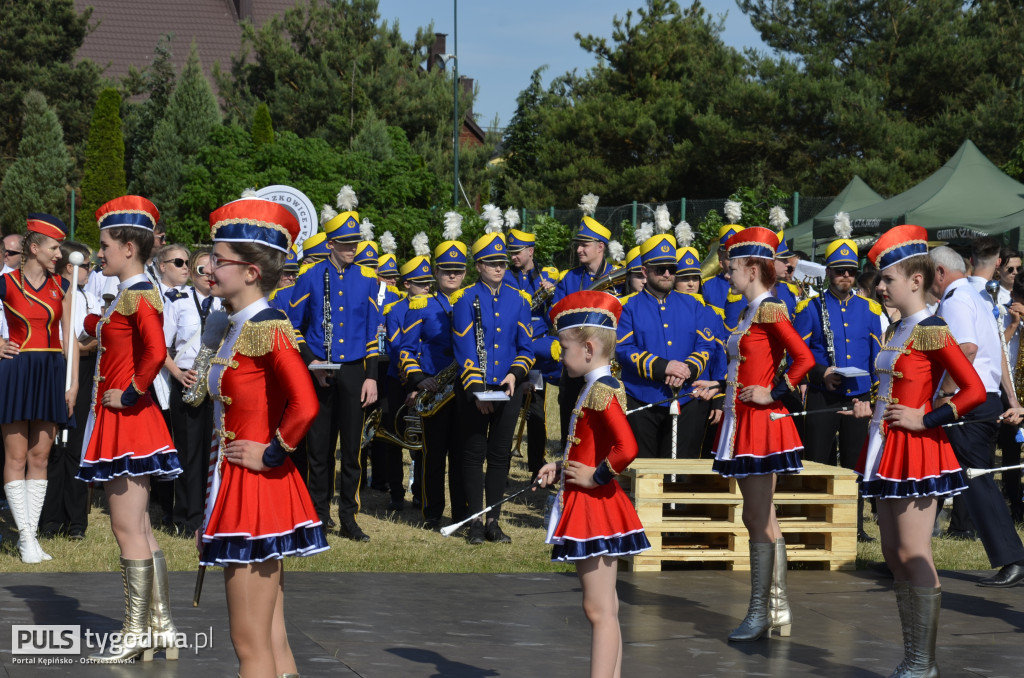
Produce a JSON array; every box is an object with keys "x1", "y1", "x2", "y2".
[
  {"x1": 126, "y1": 35, "x2": 177, "y2": 194},
  {"x1": 80, "y1": 88, "x2": 126, "y2": 247},
  {"x1": 144, "y1": 41, "x2": 221, "y2": 237},
  {"x1": 250, "y1": 103, "x2": 274, "y2": 147},
  {"x1": 0, "y1": 90, "x2": 73, "y2": 233}
]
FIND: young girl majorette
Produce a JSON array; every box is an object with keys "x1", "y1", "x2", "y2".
[
  {"x1": 200, "y1": 196, "x2": 328, "y2": 678},
  {"x1": 852, "y1": 225, "x2": 985, "y2": 677},
  {"x1": 77, "y1": 196, "x2": 182, "y2": 662},
  {"x1": 537, "y1": 290, "x2": 650, "y2": 678},
  {"x1": 0, "y1": 214, "x2": 77, "y2": 563},
  {"x1": 693, "y1": 226, "x2": 815, "y2": 642}
]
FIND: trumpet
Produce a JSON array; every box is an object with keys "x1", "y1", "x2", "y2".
[
  {"x1": 360, "y1": 404, "x2": 423, "y2": 451},
  {"x1": 530, "y1": 283, "x2": 555, "y2": 312},
  {"x1": 588, "y1": 266, "x2": 627, "y2": 292}
]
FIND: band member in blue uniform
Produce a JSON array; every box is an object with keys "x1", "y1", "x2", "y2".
[
  {"x1": 701, "y1": 223, "x2": 744, "y2": 321},
  {"x1": 285, "y1": 186, "x2": 381, "y2": 542},
  {"x1": 400, "y1": 222, "x2": 469, "y2": 529},
  {"x1": 452, "y1": 230, "x2": 534, "y2": 544},
  {"x1": 624, "y1": 245, "x2": 646, "y2": 295},
  {"x1": 268, "y1": 246, "x2": 299, "y2": 311},
  {"x1": 617, "y1": 234, "x2": 715, "y2": 458}
]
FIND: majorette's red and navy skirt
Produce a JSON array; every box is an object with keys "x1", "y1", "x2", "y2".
[{"x1": 547, "y1": 481, "x2": 650, "y2": 562}]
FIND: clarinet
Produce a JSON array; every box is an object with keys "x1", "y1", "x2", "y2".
[
  {"x1": 322, "y1": 266, "x2": 333, "y2": 364},
  {"x1": 817, "y1": 278, "x2": 836, "y2": 367},
  {"x1": 473, "y1": 296, "x2": 488, "y2": 384}
]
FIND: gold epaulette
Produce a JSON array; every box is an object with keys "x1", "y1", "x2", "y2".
[
  {"x1": 619, "y1": 291, "x2": 638, "y2": 306},
  {"x1": 684, "y1": 292, "x2": 706, "y2": 306},
  {"x1": 909, "y1": 323, "x2": 953, "y2": 352},
  {"x1": 582, "y1": 379, "x2": 627, "y2": 413},
  {"x1": 383, "y1": 299, "x2": 402, "y2": 315},
  {"x1": 234, "y1": 319, "x2": 298, "y2": 357},
  {"x1": 387, "y1": 284, "x2": 401, "y2": 296},
  {"x1": 727, "y1": 291, "x2": 744, "y2": 303},
  {"x1": 795, "y1": 297, "x2": 813, "y2": 315},
  {"x1": 866, "y1": 297, "x2": 883, "y2": 315},
  {"x1": 518, "y1": 288, "x2": 532, "y2": 304},
  {"x1": 408, "y1": 294, "x2": 428, "y2": 310},
  {"x1": 115, "y1": 288, "x2": 163, "y2": 316},
  {"x1": 359, "y1": 265, "x2": 377, "y2": 279},
  {"x1": 449, "y1": 287, "x2": 467, "y2": 305},
  {"x1": 752, "y1": 299, "x2": 789, "y2": 324}
]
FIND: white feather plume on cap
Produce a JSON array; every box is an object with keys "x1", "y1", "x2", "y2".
[
  {"x1": 654, "y1": 204, "x2": 671, "y2": 233},
  {"x1": 675, "y1": 220, "x2": 693, "y2": 248},
  {"x1": 635, "y1": 221, "x2": 654, "y2": 246},
  {"x1": 360, "y1": 218, "x2": 375, "y2": 241},
  {"x1": 834, "y1": 212, "x2": 852, "y2": 239},
  {"x1": 443, "y1": 211, "x2": 463, "y2": 240},
  {"x1": 609, "y1": 240, "x2": 625, "y2": 262},
  {"x1": 724, "y1": 200, "x2": 742, "y2": 224},
  {"x1": 504, "y1": 207, "x2": 520, "y2": 229},
  {"x1": 336, "y1": 185, "x2": 358, "y2": 212},
  {"x1": 482, "y1": 204, "x2": 504, "y2": 233},
  {"x1": 380, "y1": 231, "x2": 397, "y2": 254},
  {"x1": 412, "y1": 232, "x2": 430, "y2": 257},
  {"x1": 241, "y1": 187, "x2": 259, "y2": 199},
  {"x1": 769, "y1": 206, "x2": 789, "y2": 230},
  {"x1": 579, "y1": 193, "x2": 599, "y2": 217},
  {"x1": 320, "y1": 204, "x2": 338, "y2": 226}
]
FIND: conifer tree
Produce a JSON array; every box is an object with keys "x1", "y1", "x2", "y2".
[
  {"x1": 251, "y1": 103, "x2": 274, "y2": 147},
  {"x1": 80, "y1": 88, "x2": 126, "y2": 246}
]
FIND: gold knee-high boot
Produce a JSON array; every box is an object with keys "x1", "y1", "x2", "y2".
[
  {"x1": 143, "y1": 550, "x2": 179, "y2": 661},
  {"x1": 728, "y1": 542, "x2": 775, "y2": 642},
  {"x1": 89, "y1": 557, "x2": 154, "y2": 662},
  {"x1": 769, "y1": 537, "x2": 791, "y2": 637}
]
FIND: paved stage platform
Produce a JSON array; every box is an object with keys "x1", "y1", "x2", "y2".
[{"x1": 1, "y1": 569, "x2": 1021, "y2": 677}]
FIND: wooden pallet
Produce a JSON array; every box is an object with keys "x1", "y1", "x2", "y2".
[{"x1": 619, "y1": 459, "x2": 858, "y2": 572}]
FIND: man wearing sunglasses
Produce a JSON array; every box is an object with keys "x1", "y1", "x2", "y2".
[
  {"x1": 793, "y1": 237, "x2": 883, "y2": 542},
  {"x1": 2, "y1": 233, "x2": 23, "y2": 275},
  {"x1": 617, "y1": 234, "x2": 715, "y2": 458},
  {"x1": 995, "y1": 246, "x2": 1021, "y2": 307}
]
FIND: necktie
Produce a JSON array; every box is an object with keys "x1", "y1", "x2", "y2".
[{"x1": 199, "y1": 295, "x2": 212, "y2": 332}]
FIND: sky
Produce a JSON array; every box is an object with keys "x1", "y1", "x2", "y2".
[{"x1": 375, "y1": 0, "x2": 769, "y2": 130}]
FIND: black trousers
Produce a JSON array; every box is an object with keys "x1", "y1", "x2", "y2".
[
  {"x1": 626, "y1": 395, "x2": 709, "y2": 459},
  {"x1": 557, "y1": 371, "x2": 584, "y2": 450},
  {"x1": 168, "y1": 379, "x2": 215, "y2": 531},
  {"x1": 997, "y1": 391, "x2": 1024, "y2": 521},
  {"x1": 945, "y1": 393, "x2": 1024, "y2": 568},
  {"x1": 458, "y1": 385, "x2": 524, "y2": 521},
  {"x1": 801, "y1": 389, "x2": 870, "y2": 468},
  {"x1": 369, "y1": 376, "x2": 407, "y2": 502},
  {"x1": 420, "y1": 397, "x2": 467, "y2": 522},
  {"x1": 305, "y1": 362, "x2": 368, "y2": 524},
  {"x1": 526, "y1": 386, "x2": 549, "y2": 477},
  {"x1": 152, "y1": 404, "x2": 175, "y2": 522},
  {"x1": 40, "y1": 353, "x2": 94, "y2": 533}
]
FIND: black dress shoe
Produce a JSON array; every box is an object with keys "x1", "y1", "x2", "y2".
[
  {"x1": 387, "y1": 498, "x2": 405, "y2": 512},
  {"x1": 339, "y1": 520, "x2": 370, "y2": 542},
  {"x1": 423, "y1": 519, "x2": 440, "y2": 531},
  {"x1": 467, "y1": 521, "x2": 486, "y2": 545},
  {"x1": 945, "y1": 528, "x2": 978, "y2": 541},
  {"x1": 325, "y1": 517, "x2": 337, "y2": 529},
  {"x1": 485, "y1": 522, "x2": 512, "y2": 544},
  {"x1": 857, "y1": 530, "x2": 876, "y2": 543},
  {"x1": 978, "y1": 563, "x2": 1024, "y2": 588},
  {"x1": 68, "y1": 528, "x2": 86, "y2": 540}
]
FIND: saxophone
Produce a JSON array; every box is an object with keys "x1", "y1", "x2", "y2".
[
  {"x1": 182, "y1": 310, "x2": 230, "y2": 406},
  {"x1": 412, "y1": 360, "x2": 459, "y2": 417}
]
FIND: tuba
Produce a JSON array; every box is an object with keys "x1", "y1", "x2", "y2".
[{"x1": 360, "y1": 404, "x2": 423, "y2": 451}]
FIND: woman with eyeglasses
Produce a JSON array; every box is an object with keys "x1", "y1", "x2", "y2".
[{"x1": 0, "y1": 214, "x2": 77, "y2": 563}]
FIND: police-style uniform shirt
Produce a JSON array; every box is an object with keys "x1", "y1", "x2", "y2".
[
  {"x1": 937, "y1": 277, "x2": 1002, "y2": 393},
  {"x1": 452, "y1": 281, "x2": 535, "y2": 393},
  {"x1": 285, "y1": 257, "x2": 382, "y2": 366},
  {"x1": 163, "y1": 287, "x2": 221, "y2": 370},
  {"x1": 399, "y1": 292, "x2": 458, "y2": 386},
  {"x1": 793, "y1": 289, "x2": 882, "y2": 397},
  {"x1": 552, "y1": 261, "x2": 616, "y2": 304},
  {"x1": 616, "y1": 289, "x2": 715, "y2": 405},
  {"x1": 383, "y1": 296, "x2": 410, "y2": 382}
]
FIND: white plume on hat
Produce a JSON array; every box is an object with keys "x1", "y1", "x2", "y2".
[
  {"x1": 675, "y1": 220, "x2": 694, "y2": 248},
  {"x1": 724, "y1": 200, "x2": 742, "y2": 224},
  {"x1": 609, "y1": 240, "x2": 625, "y2": 263},
  {"x1": 412, "y1": 232, "x2": 430, "y2": 257},
  {"x1": 380, "y1": 231, "x2": 397, "y2": 254},
  {"x1": 482, "y1": 204, "x2": 504, "y2": 233},
  {"x1": 654, "y1": 204, "x2": 671, "y2": 233},
  {"x1": 504, "y1": 207, "x2": 520, "y2": 229},
  {"x1": 635, "y1": 221, "x2": 654, "y2": 246},
  {"x1": 769, "y1": 206, "x2": 789, "y2": 230},
  {"x1": 443, "y1": 211, "x2": 463, "y2": 240},
  {"x1": 834, "y1": 212, "x2": 852, "y2": 239},
  {"x1": 579, "y1": 193, "x2": 599, "y2": 217},
  {"x1": 359, "y1": 218, "x2": 375, "y2": 242},
  {"x1": 240, "y1": 187, "x2": 259, "y2": 199},
  {"x1": 320, "y1": 204, "x2": 338, "y2": 226},
  {"x1": 336, "y1": 185, "x2": 358, "y2": 212}
]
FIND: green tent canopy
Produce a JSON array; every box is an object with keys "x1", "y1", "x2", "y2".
[{"x1": 787, "y1": 176, "x2": 884, "y2": 254}]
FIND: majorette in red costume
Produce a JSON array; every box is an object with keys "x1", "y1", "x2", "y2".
[
  {"x1": 0, "y1": 213, "x2": 70, "y2": 426},
  {"x1": 711, "y1": 227, "x2": 816, "y2": 477},
  {"x1": 200, "y1": 197, "x2": 328, "y2": 566},
  {"x1": 544, "y1": 291, "x2": 651, "y2": 561},
  {"x1": 77, "y1": 197, "x2": 181, "y2": 481},
  {"x1": 856, "y1": 224, "x2": 984, "y2": 497}
]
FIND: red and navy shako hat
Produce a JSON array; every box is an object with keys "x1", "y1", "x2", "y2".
[
  {"x1": 868, "y1": 224, "x2": 928, "y2": 271},
  {"x1": 209, "y1": 198, "x2": 300, "y2": 253},
  {"x1": 96, "y1": 196, "x2": 159, "y2": 232},
  {"x1": 26, "y1": 213, "x2": 68, "y2": 241},
  {"x1": 724, "y1": 226, "x2": 778, "y2": 260},
  {"x1": 549, "y1": 290, "x2": 622, "y2": 333}
]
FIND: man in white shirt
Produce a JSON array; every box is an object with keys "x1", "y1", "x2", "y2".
[
  {"x1": 1, "y1": 233, "x2": 25, "y2": 339},
  {"x1": 995, "y1": 247, "x2": 1021, "y2": 307},
  {"x1": 931, "y1": 246, "x2": 1024, "y2": 587}
]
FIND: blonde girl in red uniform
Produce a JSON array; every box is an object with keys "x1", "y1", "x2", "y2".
[
  {"x1": 536, "y1": 290, "x2": 650, "y2": 678},
  {"x1": 200, "y1": 197, "x2": 326, "y2": 678},
  {"x1": 0, "y1": 214, "x2": 76, "y2": 563},
  {"x1": 693, "y1": 227, "x2": 815, "y2": 642},
  {"x1": 77, "y1": 196, "x2": 182, "y2": 662},
  {"x1": 851, "y1": 225, "x2": 986, "y2": 677}
]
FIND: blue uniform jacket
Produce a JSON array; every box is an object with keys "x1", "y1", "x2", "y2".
[
  {"x1": 503, "y1": 266, "x2": 561, "y2": 382},
  {"x1": 552, "y1": 261, "x2": 617, "y2": 304},
  {"x1": 451, "y1": 281, "x2": 535, "y2": 394},
  {"x1": 398, "y1": 292, "x2": 458, "y2": 386},
  {"x1": 793, "y1": 290, "x2": 882, "y2": 397},
  {"x1": 383, "y1": 297, "x2": 410, "y2": 383}
]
